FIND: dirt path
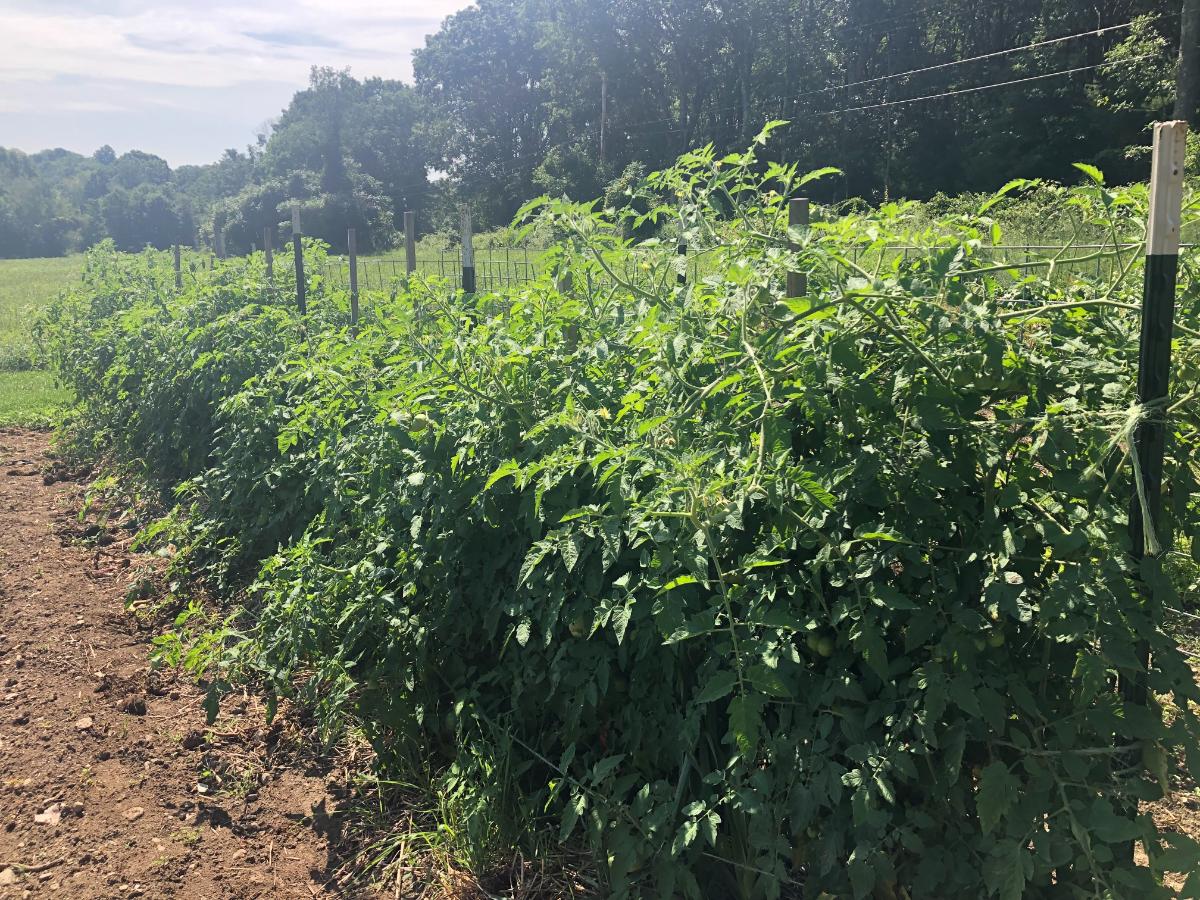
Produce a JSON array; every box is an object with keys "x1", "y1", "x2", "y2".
[{"x1": 0, "y1": 430, "x2": 353, "y2": 898}]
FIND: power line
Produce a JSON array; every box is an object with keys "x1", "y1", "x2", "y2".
[
  {"x1": 606, "y1": 19, "x2": 1140, "y2": 137},
  {"x1": 824, "y1": 54, "x2": 1157, "y2": 115},
  {"x1": 796, "y1": 19, "x2": 1138, "y2": 101}
]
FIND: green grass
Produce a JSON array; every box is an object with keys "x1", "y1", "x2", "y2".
[
  {"x1": 0, "y1": 256, "x2": 84, "y2": 371},
  {"x1": 0, "y1": 256, "x2": 82, "y2": 422},
  {"x1": 0, "y1": 371, "x2": 70, "y2": 426}
]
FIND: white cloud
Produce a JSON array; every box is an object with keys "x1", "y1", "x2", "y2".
[
  {"x1": 0, "y1": 1, "x2": 468, "y2": 90},
  {"x1": 0, "y1": 0, "x2": 471, "y2": 163}
]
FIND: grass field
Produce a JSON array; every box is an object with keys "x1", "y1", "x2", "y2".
[{"x1": 0, "y1": 256, "x2": 82, "y2": 424}]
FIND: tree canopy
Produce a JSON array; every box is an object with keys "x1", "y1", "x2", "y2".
[{"x1": 0, "y1": 0, "x2": 1190, "y2": 258}]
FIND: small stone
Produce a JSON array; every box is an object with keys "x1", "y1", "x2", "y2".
[
  {"x1": 0, "y1": 868, "x2": 16, "y2": 885},
  {"x1": 122, "y1": 807, "x2": 144, "y2": 822},
  {"x1": 13, "y1": 656, "x2": 24, "y2": 669},
  {"x1": 34, "y1": 803, "x2": 63, "y2": 826},
  {"x1": 96, "y1": 750, "x2": 111, "y2": 762},
  {"x1": 12, "y1": 713, "x2": 28, "y2": 726},
  {"x1": 74, "y1": 716, "x2": 93, "y2": 731}
]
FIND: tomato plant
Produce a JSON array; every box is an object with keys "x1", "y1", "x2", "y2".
[{"x1": 41, "y1": 131, "x2": 1200, "y2": 898}]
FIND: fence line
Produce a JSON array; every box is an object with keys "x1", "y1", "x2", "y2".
[
  {"x1": 318, "y1": 249, "x2": 545, "y2": 292},
  {"x1": 167, "y1": 228, "x2": 1196, "y2": 313}
]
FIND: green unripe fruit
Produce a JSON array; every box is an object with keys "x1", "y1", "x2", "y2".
[
  {"x1": 987, "y1": 630, "x2": 1006, "y2": 648},
  {"x1": 805, "y1": 633, "x2": 821, "y2": 652},
  {"x1": 816, "y1": 637, "x2": 835, "y2": 658},
  {"x1": 568, "y1": 616, "x2": 588, "y2": 638}
]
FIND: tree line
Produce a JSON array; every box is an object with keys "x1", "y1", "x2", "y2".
[{"x1": 0, "y1": 0, "x2": 1194, "y2": 259}]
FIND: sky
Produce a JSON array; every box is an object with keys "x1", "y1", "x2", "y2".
[{"x1": 0, "y1": 0, "x2": 471, "y2": 167}]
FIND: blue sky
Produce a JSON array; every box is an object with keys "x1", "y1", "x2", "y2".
[{"x1": 0, "y1": 0, "x2": 470, "y2": 166}]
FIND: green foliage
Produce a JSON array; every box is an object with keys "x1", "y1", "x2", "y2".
[{"x1": 42, "y1": 139, "x2": 1200, "y2": 898}]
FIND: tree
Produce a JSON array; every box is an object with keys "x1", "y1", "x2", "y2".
[
  {"x1": 100, "y1": 185, "x2": 190, "y2": 251},
  {"x1": 413, "y1": 0, "x2": 553, "y2": 226},
  {"x1": 345, "y1": 78, "x2": 430, "y2": 225},
  {"x1": 110, "y1": 151, "x2": 171, "y2": 190},
  {"x1": 1177, "y1": 0, "x2": 1199, "y2": 125}
]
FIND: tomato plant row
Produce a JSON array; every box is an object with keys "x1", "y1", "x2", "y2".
[{"x1": 38, "y1": 132, "x2": 1200, "y2": 897}]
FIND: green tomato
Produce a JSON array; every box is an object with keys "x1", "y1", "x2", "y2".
[
  {"x1": 816, "y1": 636, "x2": 835, "y2": 658},
  {"x1": 805, "y1": 633, "x2": 821, "y2": 652},
  {"x1": 987, "y1": 630, "x2": 1006, "y2": 648},
  {"x1": 568, "y1": 616, "x2": 588, "y2": 638}
]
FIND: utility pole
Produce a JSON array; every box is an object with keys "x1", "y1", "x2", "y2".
[
  {"x1": 1177, "y1": 0, "x2": 1199, "y2": 126},
  {"x1": 600, "y1": 71, "x2": 608, "y2": 165}
]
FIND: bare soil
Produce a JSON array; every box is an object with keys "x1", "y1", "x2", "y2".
[{"x1": 0, "y1": 429, "x2": 358, "y2": 899}]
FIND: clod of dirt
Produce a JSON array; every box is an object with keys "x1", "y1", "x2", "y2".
[
  {"x1": 34, "y1": 803, "x2": 63, "y2": 826},
  {"x1": 121, "y1": 807, "x2": 144, "y2": 822},
  {"x1": 118, "y1": 696, "x2": 146, "y2": 716},
  {"x1": 0, "y1": 867, "x2": 16, "y2": 885},
  {"x1": 180, "y1": 731, "x2": 204, "y2": 750},
  {"x1": 74, "y1": 716, "x2": 93, "y2": 731}
]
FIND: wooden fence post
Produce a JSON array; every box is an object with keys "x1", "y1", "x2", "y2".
[
  {"x1": 215, "y1": 228, "x2": 226, "y2": 261},
  {"x1": 173, "y1": 244, "x2": 182, "y2": 290},
  {"x1": 292, "y1": 206, "x2": 306, "y2": 315},
  {"x1": 263, "y1": 226, "x2": 273, "y2": 281},
  {"x1": 1120, "y1": 121, "x2": 1187, "y2": 850},
  {"x1": 348, "y1": 227, "x2": 359, "y2": 330},
  {"x1": 404, "y1": 211, "x2": 417, "y2": 275},
  {"x1": 461, "y1": 208, "x2": 476, "y2": 294},
  {"x1": 676, "y1": 239, "x2": 687, "y2": 286},
  {"x1": 787, "y1": 197, "x2": 810, "y2": 297}
]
